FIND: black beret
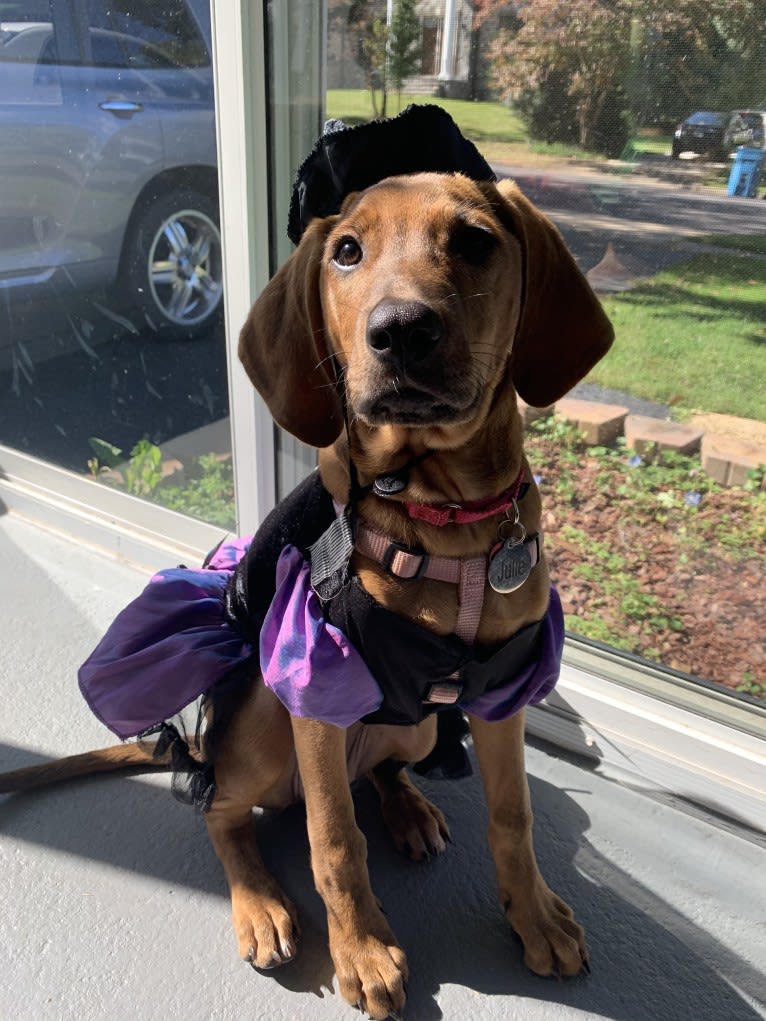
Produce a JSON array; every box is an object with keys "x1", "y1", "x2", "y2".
[{"x1": 287, "y1": 104, "x2": 496, "y2": 245}]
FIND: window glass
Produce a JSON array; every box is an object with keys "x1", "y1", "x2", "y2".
[
  {"x1": 324, "y1": 0, "x2": 766, "y2": 703},
  {"x1": 85, "y1": 0, "x2": 210, "y2": 68},
  {"x1": 0, "y1": 0, "x2": 233, "y2": 529},
  {"x1": 0, "y1": 7, "x2": 61, "y2": 106}
]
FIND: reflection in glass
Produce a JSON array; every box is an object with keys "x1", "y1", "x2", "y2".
[{"x1": 0, "y1": 0, "x2": 233, "y2": 528}]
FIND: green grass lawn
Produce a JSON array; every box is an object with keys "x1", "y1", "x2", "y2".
[
  {"x1": 690, "y1": 234, "x2": 766, "y2": 256},
  {"x1": 326, "y1": 89, "x2": 526, "y2": 139},
  {"x1": 325, "y1": 89, "x2": 602, "y2": 163},
  {"x1": 630, "y1": 137, "x2": 671, "y2": 156},
  {"x1": 592, "y1": 252, "x2": 766, "y2": 421},
  {"x1": 327, "y1": 90, "x2": 678, "y2": 164}
]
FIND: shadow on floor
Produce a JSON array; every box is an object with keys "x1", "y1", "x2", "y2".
[{"x1": 0, "y1": 740, "x2": 763, "y2": 1021}]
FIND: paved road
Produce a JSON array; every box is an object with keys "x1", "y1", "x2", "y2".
[{"x1": 498, "y1": 162, "x2": 766, "y2": 272}]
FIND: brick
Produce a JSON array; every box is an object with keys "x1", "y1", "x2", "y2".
[
  {"x1": 517, "y1": 397, "x2": 554, "y2": 426},
  {"x1": 690, "y1": 412, "x2": 766, "y2": 449},
  {"x1": 701, "y1": 433, "x2": 766, "y2": 487},
  {"x1": 623, "y1": 414, "x2": 702, "y2": 456},
  {"x1": 554, "y1": 397, "x2": 629, "y2": 445}
]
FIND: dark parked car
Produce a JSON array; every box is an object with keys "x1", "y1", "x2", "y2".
[
  {"x1": 0, "y1": 0, "x2": 222, "y2": 339},
  {"x1": 671, "y1": 110, "x2": 753, "y2": 160}
]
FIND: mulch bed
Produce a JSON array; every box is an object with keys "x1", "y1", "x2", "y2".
[{"x1": 527, "y1": 427, "x2": 766, "y2": 700}]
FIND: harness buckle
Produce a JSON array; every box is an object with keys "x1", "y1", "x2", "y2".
[
  {"x1": 381, "y1": 540, "x2": 430, "y2": 580},
  {"x1": 424, "y1": 682, "x2": 463, "y2": 705}
]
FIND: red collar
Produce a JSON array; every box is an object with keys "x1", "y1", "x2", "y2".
[{"x1": 403, "y1": 470, "x2": 527, "y2": 527}]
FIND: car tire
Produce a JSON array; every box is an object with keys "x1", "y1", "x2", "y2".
[{"x1": 121, "y1": 188, "x2": 223, "y2": 340}]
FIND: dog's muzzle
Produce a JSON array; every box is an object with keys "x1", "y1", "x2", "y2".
[{"x1": 366, "y1": 300, "x2": 445, "y2": 371}]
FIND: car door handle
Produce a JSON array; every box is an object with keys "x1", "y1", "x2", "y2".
[{"x1": 99, "y1": 99, "x2": 143, "y2": 115}]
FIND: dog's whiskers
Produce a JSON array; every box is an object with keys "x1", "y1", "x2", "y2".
[
  {"x1": 314, "y1": 350, "x2": 339, "y2": 372},
  {"x1": 443, "y1": 290, "x2": 491, "y2": 302}
]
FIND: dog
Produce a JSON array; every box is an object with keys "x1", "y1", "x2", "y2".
[{"x1": 0, "y1": 110, "x2": 613, "y2": 1020}]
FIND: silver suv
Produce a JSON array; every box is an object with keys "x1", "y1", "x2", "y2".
[{"x1": 0, "y1": 0, "x2": 221, "y2": 339}]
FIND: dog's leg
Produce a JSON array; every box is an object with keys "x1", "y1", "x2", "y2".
[
  {"x1": 468, "y1": 709, "x2": 588, "y2": 977},
  {"x1": 366, "y1": 716, "x2": 449, "y2": 862},
  {"x1": 370, "y1": 760, "x2": 450, "y2": 862},
  {"x1": 292, "y1": 716, "x2": 408, "y2": 1020},
  {"x1": 205, "y1": 681, "x2": 300, "y2": 970}
]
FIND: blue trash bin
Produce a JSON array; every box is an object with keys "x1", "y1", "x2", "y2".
[{"x1": 727, "y1": 147, "x2": 766, "y2": 198}]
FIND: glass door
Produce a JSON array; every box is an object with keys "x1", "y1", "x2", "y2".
[{"x1": 309, "y1": 0, "x2": 766, "y2": 707}]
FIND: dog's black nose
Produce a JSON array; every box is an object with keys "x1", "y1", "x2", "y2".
[{"x1": 367, "y1": 300, "x2": 444, "y2": 366}]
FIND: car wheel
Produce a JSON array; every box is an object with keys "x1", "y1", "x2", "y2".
[{"x1": 121, "y1": 189, "x2": 223, "y2": 339}]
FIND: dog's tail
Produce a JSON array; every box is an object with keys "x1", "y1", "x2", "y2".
[{"x1": 0, "y1": 740, "x2": 192, "y2": 794}]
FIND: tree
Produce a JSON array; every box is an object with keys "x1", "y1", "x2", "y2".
[
  {"x1": 348, "y1": 0, "x2": 423, "y2": 118},
  {"x1": 348, "y1": 0, "x2": 388, "y2": 117},
  {"x1": 490, "y1": 1, "x2": 636, "y2": 153},
  {"x1": 388, "y1": 0, "x2": 422, "y2": 105},
  {"x1": 465, "y1": 0, "x2": 520, "y2": 100},
  {"x1": 490, "y1": 0, "x2": 766, "y2": 149},
  {"x1": 630, "y1": 1, "x2": 766, "y2": 125}
]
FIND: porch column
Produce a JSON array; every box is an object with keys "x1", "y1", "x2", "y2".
[{"x1": 438, "y1": 0, "x2": 457, "y2": 80}]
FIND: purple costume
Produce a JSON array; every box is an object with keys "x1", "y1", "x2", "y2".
[{"x1": 79, "y1": 473, "x2": 562, "y2": 743}]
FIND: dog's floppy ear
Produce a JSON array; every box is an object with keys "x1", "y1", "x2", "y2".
[
  {"x1": 494, "y1": 178, "x2": 614, "y2": 408},
  {"x1": 238, "y1": 217, "x2": 343, "y2": 448}
]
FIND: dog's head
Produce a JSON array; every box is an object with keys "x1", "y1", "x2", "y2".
[{"x1": 239, "y1": 170, "x2": 613, "y2": 449}]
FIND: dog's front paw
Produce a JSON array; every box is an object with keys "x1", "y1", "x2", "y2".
[
  {"x1": 329, "y1": 918, "x2": 408, "y2": 1020},
  {"x1": 378, "y1": 775, "x2": 450, "y2": 861},
  {"x1": 234, "y1": 883, "x2": 300, "y2": 970},
  {"x1": 504, "y1": 878, "x2": 588, "y2": 978}
]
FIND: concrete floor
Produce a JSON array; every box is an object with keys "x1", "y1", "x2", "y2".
[{"x1": 0, "y1": 510, "x2": 764, "y2": 1021}]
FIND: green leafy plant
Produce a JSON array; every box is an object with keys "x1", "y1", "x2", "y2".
[
  {"x1": 87, "y1": 436, "x2": 123, "y2": 477},
  {"x1": 736, "y1": 674, "x2": 766, "y2": 699},
  {"x1": 122, "y1": 439, "x2": 164, "y2": 498},
  {"x1": 155, "y1": 453, "x2": 235, "y2": 529},
  {"x1": 87, "y1": 438, "x2": 235, "y2": 529}
]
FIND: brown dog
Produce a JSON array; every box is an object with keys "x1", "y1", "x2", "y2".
[{"x1": 0, "y1": 171, "x2": 612, "y2": 1020}]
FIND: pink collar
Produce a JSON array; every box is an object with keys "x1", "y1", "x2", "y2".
[{"x1": 403, "y1": 470, "x2": 526, "y2": 527}]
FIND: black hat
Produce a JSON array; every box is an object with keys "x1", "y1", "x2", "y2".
[{"x1": 287, "y1": 104, "x2": 496, "y2": 245}]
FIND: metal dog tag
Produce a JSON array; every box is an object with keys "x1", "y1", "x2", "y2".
[
  {"x1": 374, "y1": 472, "x2": 407, "y2": 497},
  {"x1": 488, "y1": 539, "x2": 532, "y2": 594}
]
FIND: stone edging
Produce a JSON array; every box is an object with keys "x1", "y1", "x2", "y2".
[{"x1": 520, "y1": 397, "x2": 766, "y2": 490}]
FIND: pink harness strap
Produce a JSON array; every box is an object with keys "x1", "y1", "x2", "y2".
[{"x1": 355, "y1": 523, "x2": 487, "y2": 644}]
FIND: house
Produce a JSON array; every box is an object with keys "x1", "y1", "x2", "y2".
[{"x1": 327, "y1": 0, "x2": 512, "y2": 100}]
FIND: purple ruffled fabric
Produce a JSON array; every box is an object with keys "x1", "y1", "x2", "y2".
[
  {"x1": 260, "y1": 546, "x2": 383, "y2": 726},
  {"x1": 460, "y1": 586, "x2": 563, "y2": 720},
  {"x1": 79, "y1": 537, "x2": 252, "y2": 739},
  {"x1": 79, "y1": 533, "x2": 560, "y2": 740}
]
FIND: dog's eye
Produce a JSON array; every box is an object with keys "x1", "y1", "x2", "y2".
[
  {"x1": 450, "y1": 224, "x2": 498, "y2": 266},
  {"x1": 332, "y1": 236, "x2": 363, "y2": 268}
]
